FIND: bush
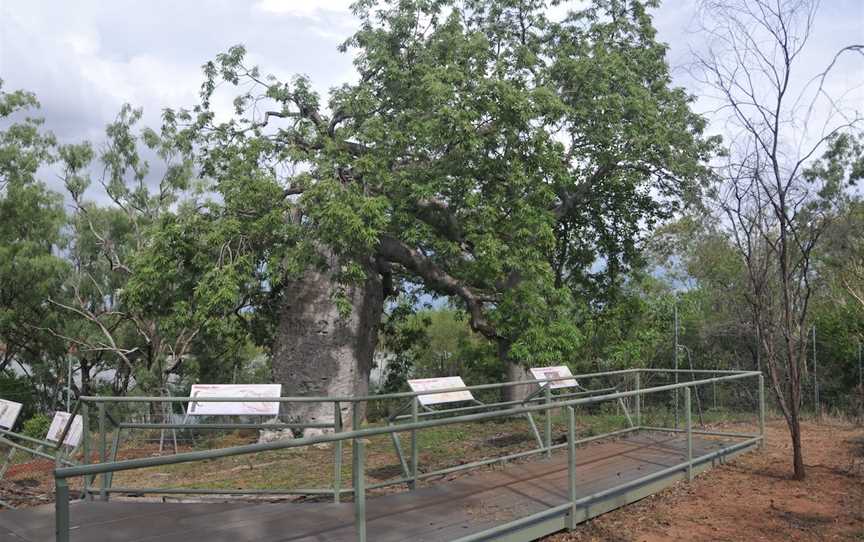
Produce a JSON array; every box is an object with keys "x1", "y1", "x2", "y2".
[{"x1": 21, "y1": 413, "x2": 51, "y2": 440}]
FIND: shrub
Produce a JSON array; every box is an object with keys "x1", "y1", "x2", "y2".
[{"x1": 21, "y1": 413, "x2": 51, "y2": 440}]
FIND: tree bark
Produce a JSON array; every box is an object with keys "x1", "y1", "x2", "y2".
[
  {"x1": 504, "y1": 362, "x2": 534, "y2": 402},
  {"x1": 497, "y1": 340, "x2": 533, "y2": 403},
  {"x1": 271, "y1": 253, "x2": 384, "y2": 437},
  {"x1": 788, "y1": 396, "x2": 806, "y2": 480}
]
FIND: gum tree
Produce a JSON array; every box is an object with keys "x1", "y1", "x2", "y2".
[
  {"x1": 49, "y1": 106, "x2": 206, "y2": 397},
  {"x1": 0, "y1": 81, "x2": 70, "y2": 407}
]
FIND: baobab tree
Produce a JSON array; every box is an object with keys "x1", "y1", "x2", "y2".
[{"x1": 128, "y1": 0, "x2": 715, "y2": 432}]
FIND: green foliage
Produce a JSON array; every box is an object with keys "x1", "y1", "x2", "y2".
[
  {"x1": 127, "y1": 0, "x2": 714, "y2": 376},
  {"x1": 380, "y1": 306, "x2": 500, "y2": 393},
  {"x1": 811, "y1": 298, "x2": 863, "y2": 409},
  {"x1": 0, "y1": 80, "x2": 69, "y2": 407},
  {"x1": 21, "y1": 413, "x2": 51, "y2": 440}
]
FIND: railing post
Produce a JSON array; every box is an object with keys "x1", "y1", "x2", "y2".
[
  {"x1": 544, "y1": 385, "x2": 552, "y2": 459},
  {"x1": 685, "y1": 386, "x2": 693, "y2": 482},
  {"x1": 333, "y1": 401, "x2": 343, "y2": 503},
  {"x1": 0, "y1": 446, "x2": 14, "y2": 480},
  {"x1": 81, "y1": 401, "x2": 91, "y2": 500},
  {"x1": 410, "y1": 396, "x2": 419, "y2": 490},
  {"x1": 353, "y1": 437, "x2": 367, "y2": 542},
  {"x1": 55, "y1": 477, "x2": 69, "y2": 542},
  {"x1": 566, "y1": 406, "x2": 577, "y2": 531},
  {"x1": 351, "y1": 401, "x2": 361, "y2": 491},
  {"x1": 634, "y1": 371, "x2": 641, "y2": 427},
  {"x1": 98, "y1": 403, "x2": 107, "y2": 500},
  {"x1": 758, "y1": 374, "x2": 766, "y2": 451},
  {"x1": 106, "y1": 425, "x2": 121, "y2": 495}
]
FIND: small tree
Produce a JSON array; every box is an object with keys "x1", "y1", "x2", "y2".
[{"x1": 696, "y1": 0, "x2": 863, "y2": 479}]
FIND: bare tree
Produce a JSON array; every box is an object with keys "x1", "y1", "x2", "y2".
[{"x1": 695, "y1": 0, "x2": 862, "y2": 479}]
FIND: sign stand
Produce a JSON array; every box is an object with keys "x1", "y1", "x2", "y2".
[
  {"x1": 387, "y1": 376, "x2": 557, "y2": 482},
  {"x1": 388, "y1": 377, "x2": 479, "y2": 488},
  {"x1": 0, "y1": 399, "x2": 24, "y2": 489},
  {"x1": 158, "y1": 387, "x2": 179, "y2": 455},
  {"x1": 0, "y1": 406, "x2": 82, "y2": 507},
  {"x1": 524, "y1": 366, "x2": 635, "y2": 457},
  {"x1": 181, "y1": 383, "x2": 283, "y2": 454}
]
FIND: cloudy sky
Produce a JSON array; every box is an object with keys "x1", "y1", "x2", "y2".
[{"x1": 0, "y1": 0, "x2": 862, "y2": 181}]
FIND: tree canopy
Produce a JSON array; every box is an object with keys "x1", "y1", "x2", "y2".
[{"x1": 125, "y1": 0, "x2": 715, "y2": 380}]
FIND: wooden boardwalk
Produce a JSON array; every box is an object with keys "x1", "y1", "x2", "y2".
[{"x1": 0, "y1": 431, "x2": 755, "y2": 542}]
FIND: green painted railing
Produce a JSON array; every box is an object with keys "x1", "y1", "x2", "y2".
[{"x1": 52, "y1": 369, "x2": 765, "y2": 542}]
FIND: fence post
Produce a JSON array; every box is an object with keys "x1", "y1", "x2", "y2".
[
  {"x1": 353, "y1": 437, "x2": 367, "y2": 542},
  {"x1": 81, "y1": 401, "x2": 91, "y2": 501},
  {"x1": 333, "y1": 401, "x2": 342, "y2": 504},
  {"x1": 634, "y1": 372, "x2": 641, "y2": 427},
  {"x1": 544, "y1": 385, "x2": 552, "y2": 459},
  {"x1": 410, "y1": 396, "x2": 419, "y2": 490},
  {"x1": 674, "y1": 304, "x2": 680, "y2": 429},
  {"x1": 813, "y1": 325, "x2": 820, "y2": 420},
  {"x1": 98, "y1": 403, "x2": 107, "y2": 500},
  {"x1": 566, "y1": 406, "x2": 577, "y2": 531},
  {"x1": 684, "y1": 386, "x2": 693, "y2": 482},
  {"x1": 55, "y1": 477, "x2": 69, "y2": 542},
  {"x1": 758, "y1": 374, "x2": 766, "y2": 451}
]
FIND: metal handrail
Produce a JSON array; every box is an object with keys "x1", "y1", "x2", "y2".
[
  {"x1": 57, "y1": 372, "x2": 759, "y2": 479},
  {"x1": 53, "y1": 369, "x2": 765, "y2": 542},
  {"x1": 75, "y1": 368, "x2": 751, "y2": 406},
  {"x1": 75, "y1": 368, "x2": 638, "y2": 405}
]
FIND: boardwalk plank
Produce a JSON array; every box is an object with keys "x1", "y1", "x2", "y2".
[{"x1": 0, "y1": 431, "x2": 752, "y2": 542}]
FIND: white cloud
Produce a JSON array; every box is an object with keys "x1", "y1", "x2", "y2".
[
  {"x1": 254, "y1": 0, "x2": 353, "y2": 20},
  {"x1": 62, "y1": 32, "x2": 100, "y2": 56}
]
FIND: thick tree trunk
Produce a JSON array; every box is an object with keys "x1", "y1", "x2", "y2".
[
  {"x1": 271, "y1": 255, "x2": 384, "y2": 437},
  {"x1": 504, "y1": 362, "x2": 534, "y2": 402},
  {"x1": 498, "y1": 341, "x2": 533, "y2": 403}
]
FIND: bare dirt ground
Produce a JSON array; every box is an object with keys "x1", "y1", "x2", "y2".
[{"x1": 545, "y1": 419, "x2": 864, "y2": 542}]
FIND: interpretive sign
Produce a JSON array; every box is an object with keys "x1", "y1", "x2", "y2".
[
  {"x1": 46, "y1": 411, "x2": 83, "y2": 447},
  {"x1": 408, "y1": 376, "x2": 474, "y2": 406},
  {"x1": 0, "y1": 399, "x2": 22, "y2": 430},
  {"x1": 529, "y1": 366, "x2": 578, "y2": 389},
  {"x1": 187, "y1": 384, "x2": 283, "y2": 416}
]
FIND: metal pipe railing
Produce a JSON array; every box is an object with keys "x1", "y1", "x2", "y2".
[
  {"x1": 73, "y1": 371, "x2": 631, "y2": 500},
  {"x1": 74, "y1": 367, "x2": 643, "y2": 406},
  {"x1": 52, "y1": 369, "x2": 763, "y2": 542},
  {"x1": 389, "y1": 386, "x2": 617, "y2": 421},
  {"x1": 56, "y1": 372, "x2": 759, "y2": 480}
]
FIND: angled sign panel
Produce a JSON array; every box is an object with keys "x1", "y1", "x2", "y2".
[
  {"x1": 529, "y1": 366, "x2": 578, "y2": 389},
  {"x1": 0, "y1": 399, "x2": 22, "y2": 430},
  {"x1": 187, "y1": 384, "x2": 283, "y2": 416},
  {"x1": 46, "y1": 411, "x2": 84, "y2": 447},
  {"x1": 408, "y1": 376, "x2": 474, "y2": 406}
]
